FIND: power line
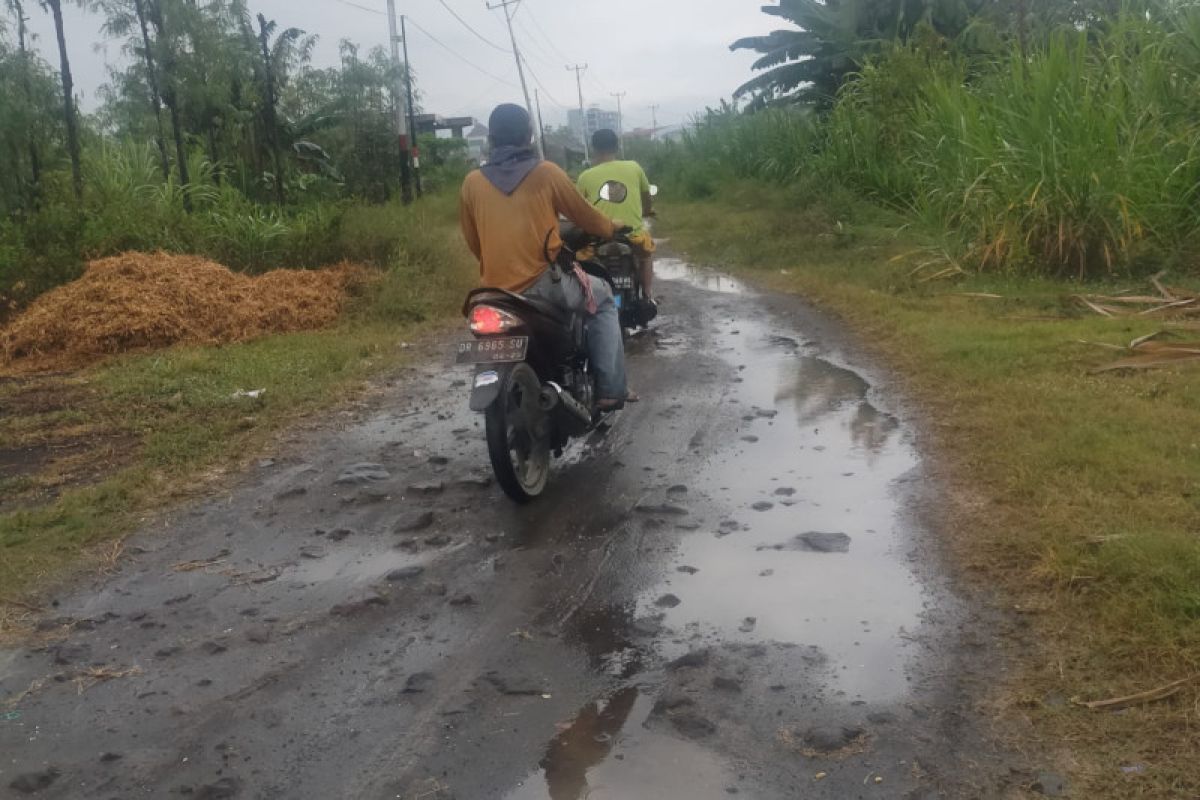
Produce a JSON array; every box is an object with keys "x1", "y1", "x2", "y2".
[
  {"x1": 461, "y1": 75, "x2": 511, "y2": 111},
  {"x1": 520, "y1": 54, "x2": 568, "y2": 110},
  {"x1": 332, "y1": 0, "x2": 384, "y2": 15},
  {"x1": 488, "y1": 0, "x2": 543, "y2": 157},
  {"x1": 587, "y1": 71, "x2": 611, "y2": 96},
  {"x1": 567, "y1": 63, "x2": 590, "y2": 161},
  {"x1": 324, "y1": 0, "x2": 516, "y2": 122},
  {"x1": 405, "y1": 15, "x2": 520, "y2": 89},
  {"x1": 512, "y1": 16, "x2": 559, "y2": 71},
  {"x1": 436, "y1": 0, "x2": 508, "y2": 52},
  {"x1": 327, "y1": 0, "x2": 514, "y2": 88},
  {"x1": 522, "y1": 0, "x2": 572, "y2": 65}
]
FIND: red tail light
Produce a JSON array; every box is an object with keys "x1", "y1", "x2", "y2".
[{"x1": 470, "y1": 305, "x2": 519, "y2": 335}]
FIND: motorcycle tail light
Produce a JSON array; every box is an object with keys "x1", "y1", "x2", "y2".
[{"x1": 470, "y1": 305, "x2": 520, "y2": 335}]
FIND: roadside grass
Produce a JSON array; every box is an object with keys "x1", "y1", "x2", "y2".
[
  {"x1": 0, "y1": 193, "x2": 476, "y2": 603},
  {"x1": 660, "y1": 181, "x2": 1200, "y2": 796}
]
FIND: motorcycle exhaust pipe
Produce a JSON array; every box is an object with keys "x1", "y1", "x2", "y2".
[{"x1": 540, "y1": 382, "x2": 592, "y2": 434}]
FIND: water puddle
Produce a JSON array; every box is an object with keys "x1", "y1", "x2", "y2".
[
  {"x1": 641, "y1": 276, "x2": 925, "y2": 704},
  {"x1": 502, "y1": 688, "x2": 733, "y2": 800},
  {"x1": 503, "y1": 262, "x2": 932, "y2": 798},
  {"x1": 655, "y1": 258, "x2": 747, "y2": 295}
]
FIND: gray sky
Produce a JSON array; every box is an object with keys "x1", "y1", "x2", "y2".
[{"x1": 24, "y1": 0, "x2": 776, "y2": 130}]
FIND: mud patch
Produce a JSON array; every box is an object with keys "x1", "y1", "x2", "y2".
[{"x1": 0, "y1": 375, "x2": 139, "y2": 511}]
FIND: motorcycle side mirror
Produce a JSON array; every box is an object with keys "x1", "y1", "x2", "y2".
[
  {"x1": 598, "y1": 180, "x2": 629, "y2": 203},
  {"x1": 649, "y1": 184, "x2": 659, "y2": 197}
]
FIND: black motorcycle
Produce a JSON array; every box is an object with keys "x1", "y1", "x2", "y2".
[
  {"x1": 591, "y1": 239, "x2": 657, "y2": 331},
  {"x1": 592, "y1": 180, "x2": 658, "y2": 331},
  {"x1": 456, "y1": 227, "x2": 628, "y2": 502}
]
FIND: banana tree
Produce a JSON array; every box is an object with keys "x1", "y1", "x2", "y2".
[
  {"x1": 731, "y1": 0, "x2": 983, "y2": 108},
  {"x1": 254, "y1": 12, "x2": 315, "y2": 206}
]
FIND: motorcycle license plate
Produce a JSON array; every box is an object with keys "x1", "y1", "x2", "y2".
[
  {"x1": 612, "y1": 276, "x2": 634, "y2": 289},
  {"x1": 456, "y1": 337, "x2": 528, "y2": 364}
]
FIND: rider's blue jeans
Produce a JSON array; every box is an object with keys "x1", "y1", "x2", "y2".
[{"x1": 523, "y1": 267, "x2": 627, "y2": 401}]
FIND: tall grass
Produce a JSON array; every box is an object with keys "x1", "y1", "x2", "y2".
[
  {"x1": 0, "y1": 142, "x2": 351, "y2": 314},
  {"x1": 661, "y1": 12, "x2": 1200, "y2": 278}
]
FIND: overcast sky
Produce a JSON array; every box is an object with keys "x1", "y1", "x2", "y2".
[{"x1": 23, "y1": 0, "x2": 776, "y2": 131}]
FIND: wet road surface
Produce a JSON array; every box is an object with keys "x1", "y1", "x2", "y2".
[{"x1": 1, "y1": 257, "x2": 1019, "y2": 798}]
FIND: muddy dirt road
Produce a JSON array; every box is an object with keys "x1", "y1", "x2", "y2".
[{"x1": 1, "y1": 259, "x2": 1023, "y2": 799}]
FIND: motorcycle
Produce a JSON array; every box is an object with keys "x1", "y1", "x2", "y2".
[
  {"x1": 456, "y1": 225, "x2": 631, "y2": 503},
  {"x1": 591, "y1": 181, "x2": 658, "y2": 331}
]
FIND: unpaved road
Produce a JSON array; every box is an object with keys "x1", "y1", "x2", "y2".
[{"x1": 1, "y1": 259, "x2": 1027, "y2": 799}]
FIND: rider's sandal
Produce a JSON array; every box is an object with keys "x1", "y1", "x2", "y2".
[{"x1": 598, "y1": 391, "x2": 640, "y2": 411}]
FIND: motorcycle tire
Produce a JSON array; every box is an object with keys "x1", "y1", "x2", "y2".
[{"x1": 485, "y1": 362, "x2": 550, "y2": 503}]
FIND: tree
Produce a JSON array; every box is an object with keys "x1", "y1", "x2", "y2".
[
  {"x1": 92, "y1": 0, "x2": 172, "y2": 180},
  {"x1": 131, "y1": 0, "x2": 169, "y2": 180},
  {"x1": 254, "y1": 12, "x2": 314, "y2": 206},
  {"x1": 283, "y1": 41, "x2": 404, "y2": 201},
  {"x1": 6, "y1": 0, "x2": 41, "y2": 205},
  {"x1": 730, "y1": 0, "x2": 984, "y2": 108},
  {"x1": 40, "y1": 0, "x2": 82, "y2": 202},
  {"x1": 144, "y1": 0, "x2": 192, "y2": 209}
]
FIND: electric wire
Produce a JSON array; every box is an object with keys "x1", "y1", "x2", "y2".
[
  {"x1": 330, "y1": 0, "x2": 384, "y2": 16},
  {"x1": 520, "y1": 53, "x2": 569, "y2": 110},
  {"x1": 513, "y1": 16, "x2": 559, "y2": 71},
  {"x1": 521, "y1": 1, "x2": 612, "y2": 101},
  {"x1": 521, "y1": 0, "x2": 573, "y2": 65},
  {"x1": 404, "y1": 15, "x2": 520, "y2": 89},
  {"x1": 436, "y1": 0, "x2": 508, "y2": 52}
]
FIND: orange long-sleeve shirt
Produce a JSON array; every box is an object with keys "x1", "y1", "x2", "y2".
[{"x1": 459, "y1": 161, "x2": 616, "y2": 293}]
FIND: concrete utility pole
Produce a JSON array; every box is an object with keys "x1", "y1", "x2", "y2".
[
  {"x1": 610, "y1": 91, "x2": 626, "y2": 157},
  {"x1": 534, "y1": 89, "x2": 547, "y2": 161},
  {"x1": 488, "y1": 0, "x2": 544, "y2": 158},
  {"x1": 567, "y1": 63, "x2": 589, "y2": 163},
  {"x1": 649, "y1": 104, "x2": 660, "y2": 140},
  {"x1": 400, "y1": 14, "x2": 422, "y2": 196},
  {"x1": 386, "y1": 0, "x2": 413, "y2": 203}
]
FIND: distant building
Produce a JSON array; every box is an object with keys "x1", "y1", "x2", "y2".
[
  {"x1": 465, "y1": 123, "x2": 489, "y2": 164},
  {"x1": 413, "y1": 114, "x2": 476, "y2": 138},
  {"x1": 568, "y1": 107, "x2": 621, "y2": 144},
  {"x1": 656, "y1": 124, "x2": 687, "y2": 143}
]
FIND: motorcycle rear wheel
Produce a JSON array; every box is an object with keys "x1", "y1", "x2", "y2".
[{"x1": 486, "y1": 363, "x2": 550, "y2": 503}]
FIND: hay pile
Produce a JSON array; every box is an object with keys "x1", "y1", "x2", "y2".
[{"x1": 1, "y1": 252, "x2": 371, "y2": 370}]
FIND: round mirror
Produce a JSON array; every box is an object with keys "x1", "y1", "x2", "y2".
[{"x1": 598, "y1": 180, "x2": 629, "y2": 203}]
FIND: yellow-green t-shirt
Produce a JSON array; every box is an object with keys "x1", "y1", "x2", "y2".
[{"x1": 577, "y1": 160, "x2": 651, "y2": 232}]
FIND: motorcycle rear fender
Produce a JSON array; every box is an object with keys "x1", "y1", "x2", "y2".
[{"x1": 468, "y1": 363, "x2": 515, "y2": 412}]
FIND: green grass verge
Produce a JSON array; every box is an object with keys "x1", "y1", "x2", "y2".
[
  {"x1": 660, "y1": 180, "x2": 1200, "y2": 796},
  {"x1": 0, "y1": 192, "x2": 476, "y2": 601}
]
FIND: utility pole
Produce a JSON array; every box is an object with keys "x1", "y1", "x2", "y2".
[
  {"x1": 400, "y1": 14, "x2": 421, "y2": 196},
  {"x1": 610, "y1": 91, "x2": 626, "y2": 157},
  {"x1": 386, "y1": 0, "x2": 413, "y2": 203},
  {"x1": 534, "y1": 88, "x2": 547, "y2": 162},
  {"x1": 488, "y1": 0, "x2": 543, "y2": 158},
  {"x1": 649, "y1": 104, "x2": 660, "y2": 140},
  {"x1": 567, "y1": 63, "x2": 589, "y2": 163}
]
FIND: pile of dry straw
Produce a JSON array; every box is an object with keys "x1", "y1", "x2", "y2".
[{"x1": 0, "y1": 252, "x2": 370, "y2": 371}]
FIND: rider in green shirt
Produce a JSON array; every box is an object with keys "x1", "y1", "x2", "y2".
[{"x1": 577, "y1": 129, "x2": 657, "y2": 301}]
